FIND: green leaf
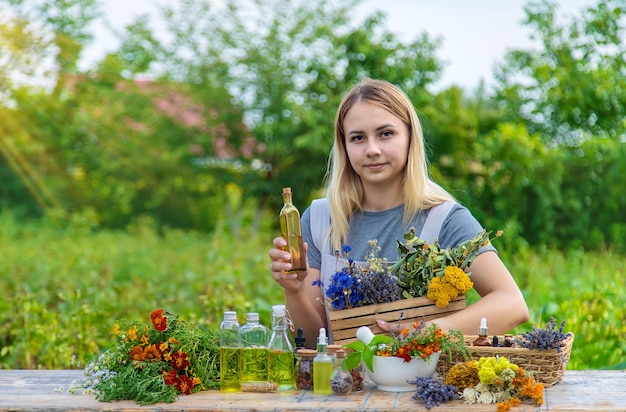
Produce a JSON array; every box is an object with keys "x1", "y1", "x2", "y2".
[
  {"x1": 369, "y1": 335, "x2": 392, "y2": 346},
  {"x1": 362, "y1": 348, "x2": 374, "y2": 372},
  {"x1": 344, "y1": 341, "x2": 365, "y2": 351},
  {"x1": 343, "y1": 351, "x2": 361, "y2": 371}
]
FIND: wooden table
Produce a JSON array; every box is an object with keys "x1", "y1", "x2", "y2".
[{"x1": 0, "y1": 369, "x2": 624, "y2": 411}]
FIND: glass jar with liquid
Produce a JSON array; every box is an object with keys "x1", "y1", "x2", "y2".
[{"x1": 279, "y1": 187, "x2": 306, "y2": 279}]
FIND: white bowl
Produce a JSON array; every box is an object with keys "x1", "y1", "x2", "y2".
[{"x1": 365, "y1": 352, "x2": 441, "y2": 392}]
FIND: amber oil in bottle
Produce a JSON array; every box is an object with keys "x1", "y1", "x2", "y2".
[
  {"x1": 280, "y1": 187, "x2": 306, "y2": 280},
  {"x1": 473, "y1": 317, "x2": 492, "y2": 347}
]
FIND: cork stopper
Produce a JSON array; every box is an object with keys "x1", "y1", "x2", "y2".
[
  {"x1": 282, "y1": 187, "x2": 292, "y2": 195},
  {"x1": 327, "y1": 344, "x2": 343, "y2": 355},
  {"x1": 296, "y1": 349, "x2": 318, "y2": 358}
]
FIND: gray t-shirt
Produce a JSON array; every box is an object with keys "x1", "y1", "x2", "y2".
[{"x1": 302, "y1": 202, "x2": 494, "y2": 269}]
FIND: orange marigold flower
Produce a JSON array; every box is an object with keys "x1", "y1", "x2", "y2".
[
  {"x1": 150, "y1": 309, "x2": 168, "y2": 332},
  {"x1": 171, "y1": 351, "x2": 190, "y2": 370},
  {"x1": 162, "y1": 369, "x2": 178, "y2": 386},
  {"x1": 496, "y1": 398, "x2": 521, "y2": 412},
  {"x1": 113, "y1": 323, "x2": 120, "y2": 335},
  {"x1": 176, "y1": 375, "x2": 194, "y2": 395},
  {"x1": 159, "y1": 341, "x2": 169, "y2": 352},
  {"x1": 168, "y1": 337, "x2": 180, "y2": 346},
  {"x1": 130, "y1": 345, "x2": 144, "y2": 361},
  {"x1": 192, "y1": 376, "x2": 201, "y2": 386},
  {"x1": 164, "y1": 352, "x2": 172, "y2": 361},
  {"x1": 143, "y1": 344, "x2": 162, "y2": 361},
  {"x1": 141, "y1": 335, "x2": 149, "y2": 345}
]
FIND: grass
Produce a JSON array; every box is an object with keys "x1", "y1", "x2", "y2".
[{"x1": 0, "y1": 211, "x2": 623, "y2": 370}]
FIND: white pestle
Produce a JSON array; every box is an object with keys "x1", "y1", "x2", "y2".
[{"x1": 356, "y1": 326, "x2": 376, "y2": 345}]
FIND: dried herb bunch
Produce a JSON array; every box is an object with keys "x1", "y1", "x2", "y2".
[
  {"x1": 515, "y1": 317, "x2": 572, "y2": 359},
  {"x1": 391, "y1": 228, "x2": 500, "y2": 300},
  {"x1": 68, "y1": 309, "x2": 220, "y2": 405},
  {"x1": 409, "y1": 376, "x2": 459, "y2": 410},
  {"x1": 313, "y1": 241, "x2": 402, "y2": 310}
]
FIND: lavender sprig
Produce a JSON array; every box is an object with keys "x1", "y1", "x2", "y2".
[
  {"x1": 515, "y1": 317, "x2": 571, "y2": 361},
  {"x1": 409, "y1": 376, "x2": 458, "y2": 410}
]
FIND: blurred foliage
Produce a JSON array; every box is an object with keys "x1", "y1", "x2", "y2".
[{"x1": 1, "y1": 0, "x2": 625, "y2": 250}]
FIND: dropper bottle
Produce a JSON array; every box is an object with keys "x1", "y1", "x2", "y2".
[
  {"x1": 313, "y1": 327, "x2": 332, "y2": 394},
  {"x1": 473, "y1": 317, "x2": 492, "y2": 346}
]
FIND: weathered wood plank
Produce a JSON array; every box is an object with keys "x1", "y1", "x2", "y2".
[{"x1": 0, "y1": 369, "x2": 623, "y2": 411}]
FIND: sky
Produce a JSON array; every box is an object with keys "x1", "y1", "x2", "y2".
[{"x1": 80, "y1": 0, "x2": 599, "y2": 91}]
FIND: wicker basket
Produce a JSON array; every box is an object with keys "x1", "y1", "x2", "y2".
[
  {"x1": 437, "y1": 333, "x2": 575, "y2": 387},
  {"x1": 328, "y1": 295, "x2": 466, "y2": 346}
]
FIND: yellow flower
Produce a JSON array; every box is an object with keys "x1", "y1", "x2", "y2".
[
  {"x1": 443, "y1": 266, "x2": 473, "y2": 294},
  {"x1": 113, "y1": 323, "x2": 120, "y2": 335},
  {"x1": 427, "y1": 276, "x2": 458, "y2": 308},
  {"x1": 444, "y1": 360, "x2": 479, "y2": 390},
  {"x1": 128, "y1": 325, "x2": 138, "y2": 341}
]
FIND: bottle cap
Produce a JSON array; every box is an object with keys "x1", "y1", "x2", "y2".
[
  {"x1": 272, "y1": 304, "x2": 286, "y2": 317},
  {"x1": 246, "y1": 312, "x2": 260, "y2": 322},
  {"x1": 282, "y1": 187, "x2": 292, "y2": 195},
  {"x1": 295, "y1": 327, "x2": 306, "y2": 346},
  {"x1": 479, "y1": 317, "x2": 489, "y2": 335},
  {"x1": 223, "y1": 311, "x2": 237, "y2": 321},
  {"x1": 317, "y1": 327, "x2": 327, "y2": 345}
]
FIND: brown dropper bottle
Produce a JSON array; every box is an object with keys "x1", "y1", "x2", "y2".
[{"x1": 473, "y1": 317, "x2": 492, "y2": 347}]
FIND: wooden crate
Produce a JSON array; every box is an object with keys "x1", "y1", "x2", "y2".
[{"x1": 328, "y1": 296, "x2": 466, "y2": 346}]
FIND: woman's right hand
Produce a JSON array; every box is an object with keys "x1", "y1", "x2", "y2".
[{"x1": 268, "y1": 236, "x2": 308, "y2": 293}]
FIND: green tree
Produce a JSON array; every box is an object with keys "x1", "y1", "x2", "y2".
[
  {"x1": 494, "y1": 0, "x2": 626, "y2": 144},
  {"x1": 112, "y1": 0, "x2": 445, "y2": 222}
]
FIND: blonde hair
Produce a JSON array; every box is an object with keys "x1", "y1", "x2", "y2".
[{"x1": 324, "y1": 78, "x2": 454, "y2": 251}]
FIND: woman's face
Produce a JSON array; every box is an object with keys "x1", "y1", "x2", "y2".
[{"x1": 342, "y1": 100, "x2": 410, "y2": 190}]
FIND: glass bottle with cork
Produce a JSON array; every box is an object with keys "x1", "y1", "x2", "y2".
[
  {"x1": 279, "y1": 187, "x2": 306, "y2": 280},
  {"x1": 219, "y1": 311, "x2": 242, "y2": 392},
  {"x1": 329, "y1": 349, "x2": 353, "y2": 396},
  {"x1": 295, "y1": 349, "x2": 317, "y2": 390}
]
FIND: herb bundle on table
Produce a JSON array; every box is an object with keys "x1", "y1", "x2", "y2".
[{"x1": 70, "y1": 309, "x2": 220, "y2": 405}]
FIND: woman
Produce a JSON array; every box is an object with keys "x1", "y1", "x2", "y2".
[{"x1": 269, "y1": 78, "x2": 528, "y2": 347}]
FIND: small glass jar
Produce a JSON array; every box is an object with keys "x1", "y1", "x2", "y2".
[
  {"x1": 349, "y1": 360, "x2": 364, "y2": 392},
  {"x1": 295, "y1": 349, "x2": 317, "y2": 390},
  {"x1": 329, "y1": 349, "x2": 353, "y2": 396},
  {"x1": 326, "y1": 344, "x2": 343, "y2": 366}
]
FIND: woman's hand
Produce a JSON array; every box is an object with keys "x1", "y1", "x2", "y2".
[{"x1": 269, "y1": 236, "x2": 308, "y2": 293}]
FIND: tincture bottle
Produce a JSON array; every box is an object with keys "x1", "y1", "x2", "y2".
[
  {"x1": 295, "y1": 349, "x2": 317, "y2": 390},
  {"x1": 329, "y1": 349, "x2": 353, "y2": 396},
  {"x1": 313, "y1": 327, "x2": 332, "y2": 395},
  {"x1": 267, "y1": 304, "x2": 296, "y2": 390},
  {"x1": 239, "y1": 312, "x2": 269, "y2": 383},
  {"x1": 294, "y1": 327, "x2": 306, "y2": 368},
  {"x1": 295, "y1": 327, "x2": 306, "y2": 351},
  {"x1": 473, "y1": 317, "x2": 492, "y2": 347},
  {"x1": 219, "y1": 311, "x2": 242, "y2": 392},
  {"x1": 279, "y1": 187, "x2": 306, "y2": 279}
]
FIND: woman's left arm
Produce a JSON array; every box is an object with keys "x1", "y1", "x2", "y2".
[
  {"x1": 377, "y1": 250, "x2": 529, "y2": 335},
  {"x1": 439, "y1": 250, "x2": 529, "y2": 334}
]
